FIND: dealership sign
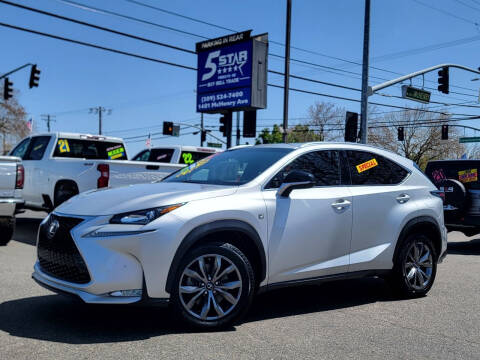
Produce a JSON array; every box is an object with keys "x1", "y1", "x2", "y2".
[{"x1": 196, "y1": 31, "x2": 268, "y2": 113}]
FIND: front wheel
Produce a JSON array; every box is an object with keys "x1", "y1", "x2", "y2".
[
  {"x1": 389, "y1": 234, "x2": 437, "y2": 298},
  {"x1": 0, "y1": 217, "x2": 16, "y2": 246},
  {"x1": 171, "y1": 243, "x2": 255, "y2": 329}
]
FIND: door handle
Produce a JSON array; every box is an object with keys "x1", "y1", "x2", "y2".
[
  {"x1": 331, "y1": 199, "x2": 351, "y2": 211},
  {"x1": 396, "y1": 193, "x2": 410, "y2": 204}
]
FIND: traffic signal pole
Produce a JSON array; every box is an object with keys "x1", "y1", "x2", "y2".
[
  {"x1": 369, "y1": 63, "x2": 480, "y2": 94},
  {"x1": 0, "y1": 63, "x2": 32, "y2": 81}
]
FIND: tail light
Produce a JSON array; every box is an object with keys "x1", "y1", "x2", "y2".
[
  {"x1": 97, "y1": 164, "x2": 109, "y2": 188},
  {"x1": 16, "y1": 164, "x2": 24, "y2": 189}
]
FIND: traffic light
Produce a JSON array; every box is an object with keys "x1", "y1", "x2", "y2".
[
  {"x1": 344, "y1": 111, "x2": 358, "y2": 142},
  {"x1": 201, "y1": 130, "x2": 207, "y2": 143},
  {"x1": 441, "y1": 124, "x2": 449, "y2": 140},
  {"x1": 219, "y1": 112, "x2": 232, "y2": 137},
  {"x1": 243, "y1": 110, "x2": 257, "y2": 138},
  {"x1": 29, "y1": 64, "x2": 40, "y2": 88},
  {"x1": 163, "y1": 121, "x2": 174, "y2": 135},
  {"x1": 397, "y1": 127, "x2": 404, "y2": 141},
  {"x1": 438, "y1": 67, "x2": 449, "y2": 94},
  {"x1": 3, "y1": 77, "x2": 13, "y2": 100}
]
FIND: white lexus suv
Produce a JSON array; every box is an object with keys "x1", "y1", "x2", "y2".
[{"x1": 33, "y1": 142, "x2": 447, "y2": 329}]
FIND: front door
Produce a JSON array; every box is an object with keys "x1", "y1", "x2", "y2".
[{"x1": 263, "y1": 150, "x2": 353, "y2": 284}]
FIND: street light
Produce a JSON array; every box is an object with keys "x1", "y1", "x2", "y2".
[{"x1": 471, "y1": 78, "x2": 479, "y2": 82}]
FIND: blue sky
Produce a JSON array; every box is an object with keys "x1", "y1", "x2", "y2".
[{"x1": 1, "y1": 0, "x2": 480, "y2": 156}]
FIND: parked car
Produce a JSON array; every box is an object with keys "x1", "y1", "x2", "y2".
[
  {"x1": 33, "y1": 143, "x2": 447, "y2": 329},
  {"x1": 0, "y1": 156, "x2": 24, "y2": 245},
  {"x1": 425, "y1": 159, "x2": 480, "y2": 236},
  {"x1": 9, "y1": 133, "x2": 185, "y2": 211},
  {"x1": 132, "y1": 145, "x2": 222, "y2": 165}
]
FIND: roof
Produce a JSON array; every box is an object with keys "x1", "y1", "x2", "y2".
[{"x1": 28, "y1": 132, "x2": 124, "y2": 142}]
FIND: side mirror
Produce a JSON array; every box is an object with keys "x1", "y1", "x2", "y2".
[{"x1": 277, "y1": 170, "x2": 315, "y2": 197}]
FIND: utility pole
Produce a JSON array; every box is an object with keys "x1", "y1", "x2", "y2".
[
  {"x1": 282, "y1": 0, "x2": 292, "y2": 143},
  {"x1": 236, "y1": 112, "x2": 241, "y2": 146},
  {"x1": 89, "y1": 106, "x2": 111, "y2": 135},
  {"x1": 360, "y1": 0, "x2": 371, "y2": 144},
  {"x1": 41, "y1": 114, "x2": 56, "y2": 132}
]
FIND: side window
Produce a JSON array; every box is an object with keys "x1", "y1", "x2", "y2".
[
  {"x1": 149, "y1": 149, "x2": 175, "y2": 163},
  {"x1": 24, "y1": 136, "x2": 51, "y2": 160},
  {"x1": 347, "y1": 150, "x2": 409, "y2": 185},
  {"x1": 266, "y1": 150, "x2": 341, "y2": 188},
  {"x1": 133, "y1": 150, "x2": 151, "y2": 161},
  {"x1": 10, "y1": 138, "x2": 31, "y2": 159}
]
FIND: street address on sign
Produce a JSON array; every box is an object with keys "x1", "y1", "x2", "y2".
[{"x1": 401, "y1": 85, "x2": 431, "y2": 104}]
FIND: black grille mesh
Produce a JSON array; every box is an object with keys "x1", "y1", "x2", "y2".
[{"x1": 37, "y1": 214, "x2": 91, "y2": 284}]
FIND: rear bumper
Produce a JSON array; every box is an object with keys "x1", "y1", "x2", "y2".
[{"x1": 0, "y1": 198, "x2": 24, "y2": 217}]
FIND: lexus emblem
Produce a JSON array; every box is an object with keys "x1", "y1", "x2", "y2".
[{"x1": 47, "y1": 219, "x2": 60, "y2": 239}]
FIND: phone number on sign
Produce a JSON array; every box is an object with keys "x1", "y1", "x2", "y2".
[{"x1": 201, "y1": 91, "x2": 244, "y2": 103}]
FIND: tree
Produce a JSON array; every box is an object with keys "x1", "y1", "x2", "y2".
[
  {"x1": 307, "y1": 101, "x2": 344, "y2": 141},
  {"x1": 368, "y1": 108, "x2": 465, "y2": 169},
  {"x1": 256, "y1": 124, "x2": 283, "y2": 144},
  {"x1": 0, "y1": 86, "x2": 29, "y2": 154}
]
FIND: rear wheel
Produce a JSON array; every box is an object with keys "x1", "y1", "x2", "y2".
[
  {"x1": 171, "y1": 242, "x2": 255, "y2": 329},
  {"x1": 0, "y1": 217, "x2": 15, "y2": 246},
  {"x1": 389, "y1": 233, "x2": 437, "y2": 298}
]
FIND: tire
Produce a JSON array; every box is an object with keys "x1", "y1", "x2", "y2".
[
  {"x1": 170, "y1": 242, "x2": 255, "y2": 330},
  {"x1": 0, "y1": 217, "x2": 16, "y2": 246},
  {"x1": 54, "y1": 182, "x2": 78, "y2": 208},
  {"x1": 389, "y1": 233, "x2": 438, "y2": 298}
]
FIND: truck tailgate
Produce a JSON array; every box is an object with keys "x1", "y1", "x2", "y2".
[{"x1": 0, "y1": 157, "x2": 19, "y2": 198}]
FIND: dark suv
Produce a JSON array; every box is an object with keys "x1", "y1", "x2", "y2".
[{"x1": 425, "y1": 160, "x2": 480, "y2": 236}]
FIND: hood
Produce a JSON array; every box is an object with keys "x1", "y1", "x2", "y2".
[{"x1": 55, "y1": 182, "x2": 237, "y2": 216}]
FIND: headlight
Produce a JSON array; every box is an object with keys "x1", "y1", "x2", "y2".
[{"x1": 109, "y1": 203, "x2": 185, "y2": 225}]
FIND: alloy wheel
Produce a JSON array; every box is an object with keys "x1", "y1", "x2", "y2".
[
  {"x1": 178, "y1": 254, "x2": 242, "y2": 321},
  {"x1": 403, "y1": 240, "x2": 433, "y2": 291}
]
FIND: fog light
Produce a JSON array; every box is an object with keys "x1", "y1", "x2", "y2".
[{"x1": 109, "y1": 289, "x2": 142, "y2": 297}]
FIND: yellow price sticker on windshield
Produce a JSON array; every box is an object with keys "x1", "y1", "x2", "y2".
[
  {"x1": 458, "y1": 168, "x2": 477, "y2": 183},
  {"x1": 58, "y1": 139, "x2": 70, "y2": 153},
  {"x1": 356, "y1": 158, "x2": 378, "y2": 173}
]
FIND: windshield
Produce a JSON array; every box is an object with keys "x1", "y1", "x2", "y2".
[{"x1": 163, "y1": 147, "x2": 293, "y2": 185}]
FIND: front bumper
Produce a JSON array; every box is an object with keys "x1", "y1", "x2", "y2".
[
  {"x1": 33, "y1": 212, "x2": 186, "y2": 302},
  {"x1": 33, "y1": 262, "x2": 141, "y2": 304}
]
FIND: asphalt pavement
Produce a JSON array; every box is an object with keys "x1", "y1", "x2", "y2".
[{"x1": 0, "y1": 211, "x2": 479, "y2": 359}]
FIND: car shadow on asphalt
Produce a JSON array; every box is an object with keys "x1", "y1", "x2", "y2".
[
  {"x1": 13, "y1": 217, "x2": 43, "y2": 246},
  {"x1": 0, "y1": 277, "x2": 398, "y2": 343},
  {"x1": 447, "y1": 239, "x2": 480, "y2": 256}
]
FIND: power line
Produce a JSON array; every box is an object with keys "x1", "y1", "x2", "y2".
[
  {"x1": 413, "y1": 0, "x2": 479, "y2": 26},
  {"x1": 121, "y1": 0, "x2": 479, "y2": 94},
  {"x1": 42, "y1": 0, "x2": 480, "y2": 96},
  {"x1": 2, "y1": 21, "x2": 479, "y2": 119},
  {"x1": 453, "y1": 0, "x2": 480, "y2": 13},
  {"x1": 0, "y1": 22, "x2": 196, "y2": 71},
  {"x1": 0, "y1": 0, "x2": 196, "y2": 55}
]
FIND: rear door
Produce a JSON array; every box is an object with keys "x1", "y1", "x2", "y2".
[{"x1": 345, "y1": 150, "x2": 413, "y2": 272}]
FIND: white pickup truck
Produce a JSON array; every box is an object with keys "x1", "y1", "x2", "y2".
[
  {"x1": 0, "y1": 156, "x2": 24, "y2": 245},
  {"x1": 9, "y1": 133, "x2": 185, "y2": 211}
]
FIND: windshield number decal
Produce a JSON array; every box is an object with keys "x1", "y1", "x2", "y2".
[
  {"x1": 57, "y1": 139, "x2": 70, "y2": 153},
  {"x1": 356, "y1": 158, "x2": 378, "y2": 173},
  {"x1": 107, "y1": 145, "x2": 125, "y2": 160},
  {"x1": 458, "y1": 168, "x2": 477, "y2": 183},
  {"x1": 182, "y1": 153, "x2": 195, "y2": 164}
]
